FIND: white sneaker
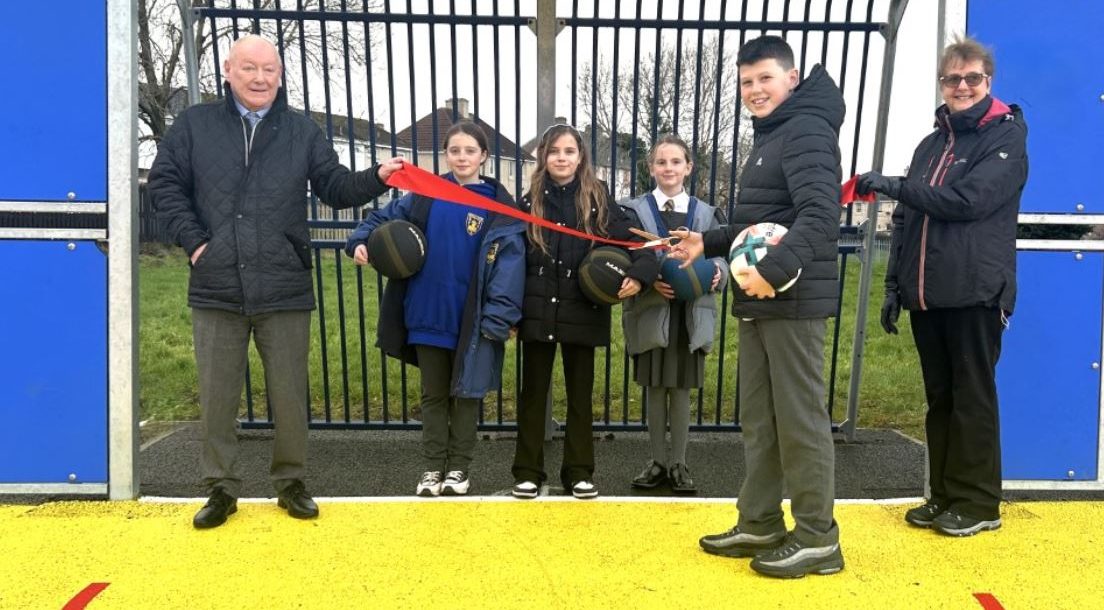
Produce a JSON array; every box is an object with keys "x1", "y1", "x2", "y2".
[
  {"x1": 571, "y1": 480, "x2": 598, "y2": 499},
  {"x1": 441, "y1": 471, "x2": 470, "y2": 496},
  {"x1": 416, "y1": 471, "x2": 443, "y2": 497},
  {"x1": 512, "y1": 480, "x2": 539, "y2": 499}
]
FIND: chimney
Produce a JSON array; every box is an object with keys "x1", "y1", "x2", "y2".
[{"x1": 445, "y1": 97, "x2": 470, "y2": 119}]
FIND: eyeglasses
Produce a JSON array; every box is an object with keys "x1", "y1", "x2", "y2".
[{"x1": 939, "y1": 72, "x2": 989, "y2": 88}]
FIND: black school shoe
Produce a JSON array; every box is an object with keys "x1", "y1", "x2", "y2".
[
  {"x1": 277, "y1": 480, "x2": 319, "y2": 519},
  {"x1": 668, "y1": 463, "x2": 697, "y2": 494},
  {"x1": 193, "y1": 488, "x2": 237, "y2": 529},
  {"x1": 631, "y1": 461, "x2": 668, "y2": 489}
]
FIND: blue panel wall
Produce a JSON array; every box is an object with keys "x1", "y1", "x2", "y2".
[
  {"x1": 969, "y1": 1, "x2": 1104, "y2": 213},
  {"x1": 0, "y1": 2, "x2": 106, "y2": 202},
  {"x1": 998, "y1": 251, "x2": 1101, "y2": 480},
  {"x1": 0, "y1": 241, "x2": 107, "y2": 483}
]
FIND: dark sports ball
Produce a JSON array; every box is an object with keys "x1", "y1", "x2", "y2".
[
  {"x1": 660, "y1": 255, "x2": 715, "y2": 301},
  {"x1": 578, "y1": 247, "x2": 632, "y2": 305},
  {"x1": 366, "y1": 220, "x2": 427, "y2": 279}
]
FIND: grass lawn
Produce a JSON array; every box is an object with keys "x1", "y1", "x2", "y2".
[{"x1": 138, "y1": 248, "x2": 927, "y2": 438}]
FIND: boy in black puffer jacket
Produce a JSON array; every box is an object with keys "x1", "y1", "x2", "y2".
[{"x1": 671, "y1": 35, "x2": 845, "y2": 578}]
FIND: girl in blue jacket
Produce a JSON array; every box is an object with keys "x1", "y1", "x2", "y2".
[
  {"x1": 621, "y1": 135, "x2": 727, "y2": 494},
  {"x1": 346, "y1": 121, "x2": 526, "y2": 497}
]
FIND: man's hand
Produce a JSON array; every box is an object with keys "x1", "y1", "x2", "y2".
[
  {"x1": 711, "y1": 261, "x2": 723, "y2": 291},
  {"x1": 734, "y1": 266, "x2": 776, "y2": 299},
  {"x1": 881, "y1": 291, "x2": 901, "y2": 334},
  {"x1": 353, "y1": 243, "x2": 371, "y2": 266},
  {"x1": 652, "y1": 279, "x2": 675, "y2": 300},
  {"x1": 856, "y1": 171, "x2": 902, "y2": 200},
  {"x1": 190, "y1": 243, "x2": 208, "y2": 265},
  {"x1": 668, "y1": 229, "x2": 704, "y2": 268},
  {"x1": 618, "y1": 277, "x2": 643, "y2": 300},
  {"x1": 376, "y1": 157, "x2": 405, "y2": 182}
]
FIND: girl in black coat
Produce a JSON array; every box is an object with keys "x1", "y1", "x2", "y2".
[{"x1": 511, "y1": 124, "x2": 658, "y2": 499}]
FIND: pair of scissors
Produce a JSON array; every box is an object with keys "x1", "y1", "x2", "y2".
[{"x1": 628, "y1": 227, "x2": 686, "y2": 250}]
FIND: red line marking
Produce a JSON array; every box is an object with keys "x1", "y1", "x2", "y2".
[
  {"x1": 62, "y1": 583, "x2": 110, "y2": 610},
  {"x1": 973, "y1": 593, "x2": 1005, "y2": 610}
]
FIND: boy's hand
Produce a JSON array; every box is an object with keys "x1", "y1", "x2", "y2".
[
  {"x1": 668, "y1": 229, "x2": 703, "y2": 267},
  {"x1": 734, "y1": 266, "x2": 776, "y2": 299}
]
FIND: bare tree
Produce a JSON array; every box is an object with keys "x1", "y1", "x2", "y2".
[
  {"x1": 578, "y1": 35, "x2": 755, "y2": 208},
  {"x1": 138, "y1": 0, "x2": 380, "y2": 144}
]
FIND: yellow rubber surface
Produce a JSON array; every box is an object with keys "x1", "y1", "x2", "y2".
[{"x1": 1, "y1": 499, "x2": 1100, "y2": 609}]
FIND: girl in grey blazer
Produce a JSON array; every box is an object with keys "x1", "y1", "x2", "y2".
[{"x1": 621, "y1": 135, "x2": 728, "y2": 493}]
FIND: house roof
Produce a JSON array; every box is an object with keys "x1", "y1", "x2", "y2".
[
  {"x1": 305, "y1": 110, "x2": 396, "y2": 149},
  {"x1": 393, "y1": 108, "x2": 534, "y2": 162}
]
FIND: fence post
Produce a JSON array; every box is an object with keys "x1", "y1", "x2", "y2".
[
  {"x1": 843, "y1": 0, "x2": 910, "y2": 442},
  {"x1": 178, "y1": 0, "x2": 202, "y2": 107}
]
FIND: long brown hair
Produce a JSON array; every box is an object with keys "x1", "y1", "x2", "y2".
[{"x1": 527, "y1": 124, "x2": 609, "y2": 254}]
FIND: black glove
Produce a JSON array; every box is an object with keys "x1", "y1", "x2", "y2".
[
  {"x1": 856, "y1": 171, "x2": 902, "y2": 200},
  {"x1": 880, "y1": 291, "x2": 901, "y2": 335}
]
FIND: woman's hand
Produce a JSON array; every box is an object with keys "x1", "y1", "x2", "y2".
[{"x1": 711, "y1": 262, "x2": 723, "y2": 291}]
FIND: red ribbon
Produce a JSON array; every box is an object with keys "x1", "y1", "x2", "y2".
[
  {"x1": 841, "y1": 174, "x2": 877, "y2": 207},
  {"x1": 384, "y1": 162, "x2": 643, "y2": 248}
]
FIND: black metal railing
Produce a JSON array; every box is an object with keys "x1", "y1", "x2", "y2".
[{"x1": 189, "y1": 0, "x2": 900, "y2": 432}]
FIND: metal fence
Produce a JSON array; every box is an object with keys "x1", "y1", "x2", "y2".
[{"x1": 189, "y1": 0, "x2": 906, "y2": 434}]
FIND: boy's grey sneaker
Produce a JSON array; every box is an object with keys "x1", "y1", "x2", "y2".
[
  {"x1": 750, "y1": 534, "x2": 844, "y2": 578},
  {"x1": 416, "y1": 471, "x2": 443, "y2": 497},
  {"x1": 932, "y1": 510, "x2": 1001, "y2": 537},
  {"x1": 904, "y1": 501, "x2": 944, "y2": 528},
  {"x1": 698, "y1": 526, "x2": 786, "y2": 558},
  {"x1": 512, "y1": 480, "x2": 539, "y2": 499},
  {"x1": 440, "y1": 470, "x2": 470, "y2": 496}
]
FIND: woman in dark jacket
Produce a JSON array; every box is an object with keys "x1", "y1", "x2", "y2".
[
  {"x1": 511, "y1": 124, "x2": 658, "y2": 499},
  {"x1": 858, "y1": 36, "x2": 1028, "y2": 537}
]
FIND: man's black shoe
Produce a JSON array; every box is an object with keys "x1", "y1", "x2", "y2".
[
  {"x1": 193, "y1": 488, "x2": 237, "y2": 529},
  {"x1": 277, "y1": 481, "x2": 319, "y2": 519},
  {"x1": 631, "y1": 460, "x2": 667, "y2": 489}
]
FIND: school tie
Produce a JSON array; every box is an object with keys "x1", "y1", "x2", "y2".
[{"x1": 662, "y1": 198, "x2": 675, "y2": 212}]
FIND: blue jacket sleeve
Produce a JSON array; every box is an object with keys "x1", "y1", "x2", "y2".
[
  {"x1": 480, "y1": 230, "x2": 526, "y2": 341},
  {"x1": 343, "y1": 193, "x2": 415, "y2": 258}
]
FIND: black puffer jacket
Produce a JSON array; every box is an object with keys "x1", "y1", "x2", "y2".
[
  {"x1": 887, "y1": 96, "x2": 1028, "y2": 313},
  {"x1": 517, "y1": 179, "x2": 659, "y2": 347},
  {"x1": 703, "y1": 64, "x2": 844, "y2": 319},
  {"x1": 149, "y1": 85, "x2": 389, "y2": 314}
]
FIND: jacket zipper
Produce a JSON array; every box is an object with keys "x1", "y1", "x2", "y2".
[{"x1": 918, "y1": 115, "x2": 956, "y2": 311}]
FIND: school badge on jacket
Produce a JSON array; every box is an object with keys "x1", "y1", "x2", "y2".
[
  {"x1": 486, "y1": 242, "x2": 499, "y2": 264},
  {"x1": 466, "y1": 212, "x2": 484, "y2": 235}
]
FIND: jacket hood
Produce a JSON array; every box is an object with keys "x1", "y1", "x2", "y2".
[{"x1": 753, "y1": 64, "x2": 845, "y2": 134}]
